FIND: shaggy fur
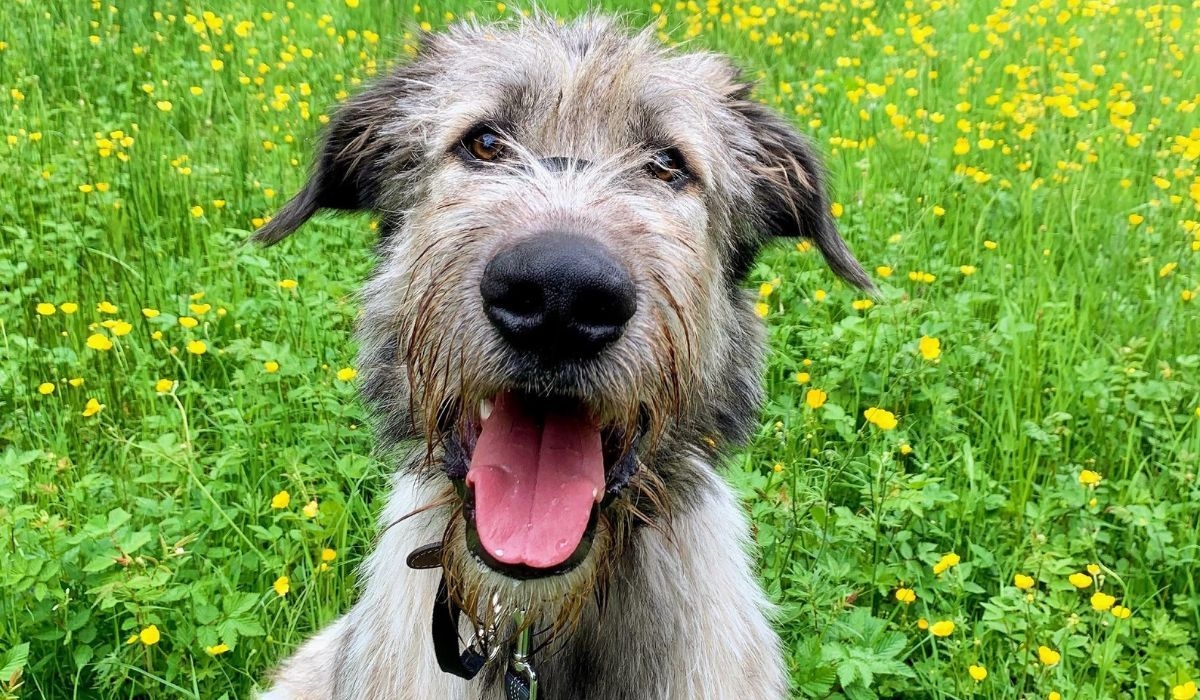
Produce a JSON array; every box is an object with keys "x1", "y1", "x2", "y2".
[{"x1": 255, "y1": 14, "x2": 870, "y2": 700}]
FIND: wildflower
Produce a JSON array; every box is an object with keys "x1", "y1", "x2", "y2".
[
  {"x1": 813, "y1": 289, "x2": 827, "y2": 302},
  {"x1": 273, "y1": 576, "x2": 290, "y2": 596},
  {"x1": 917, "y1": 618, "x2": 929, "y2": 630},
  {"x1": 86, "y1": 333, "x2": 114, "y2": 351},
  {"x1": 918, "y1": 336, "x2": 941, "y2": 360},
  {"x1": 960, "y1": 265, "x2": 977, "y2": 276},
  {"x1": 805, "y1": 389, "x2": 827, "y2": 410},
  {"x1": 336, "y1": 367, "x2": 358, "y2": 382},
  {"x1": 1069, "y1": 572, "x2": 1093, "y2": 588},
  {"x1": 264, "y1": 361, "x2": 280, "y2": 373},
  {"x1": 830, "y1": 202, "x2": 844, "y2": 218},
  {"x1": 969, "y1": 665, "x2": 987, "y2": 682},
  {"x1": 60, "y1": 302, "x2": 79, "y2": 314},
  {"x1": 138, "y1": 625, "x2": 161, "y2": 646},
  {"x1": 771, "y1": 463, "x2": 783, "y2": 473},
  {"x1": 189, "y1": 303, "x2": 211, "y2": 315},
  {"x1": 895, "y1": 588, "x2": 916, "y2": 604},
  {"x1": 1049, "y1": 693, "x2": 1062, "y2": 700},
  {"x1": 156, "y1": 100, "x2": 173, "y2": 112},
  {"x1": 190, "y1": 205, "x2": 204, "y2": 218},
  {"x1": 69, "y1": 377, "x2": 84, "y2": 387},
  {"x1": 205, "y1": 642, "x2": 230, "y2": 655},
  {"x1": 875, "y1": 265, "x2": 893, "y2": 278},
  {"x1": 933, "y1": 552, "x2": 960, "y2": 575},
  {"x1": 1090, "y1": 591, "x2": 1116, "y2": 611},
  {"x1": 186, "y1": 340, "x2": 207, "y2": 355},
  {"x1": 82, "y1": 398, "x2": 104, "y2": 417},
  {"x1": 1014, "y1": 573, "x2": 1035, "y2": 590},
  {"x1": 794, "y1": 372, "x2": 810, "y2": 384},
  {"x1": 930, "y1": 620, "x2": 955, "y2": 637},
  {"x1": 1086, "y1": 563, "x2": 1101, "y2": 575},
  {"x1": 898, "y1": 443, "x2": 913, "y2": 456},
  {"x1": 154, "y1": 379, "x2": 174, "y2": 393},
  {"x1": 851, "y1": 299, "x2": 874, "y2": 311},
  {"x1": 36, "y1": 302, "x2": 56, "y2": 315},
  {"x1": 1037, "y1": 646, "x2": 1061, "y2": 666},
  {"x1": 346, "y1": 0, "x2": 360, "y2": 6},
  {"x1": 278, "y1": 279, "x2": 298, "y2": 290},
  {"x1": 142, "y1": 308, "x2": 160, "y2": 318},
  {"x1": 110, "y1": 320, "x2": 132, "y2": 336},
  {"x1": 1079, "y1": 470, "x2": 1102, "y2": 486},
  {"x1": 303, "y1": 500, "x2": 319, "y2": 518},
  {"x1": 754, "y1": 302, "x2": 769, "y2": 317},
  {"x1": 983, "y1": 240, "x2": 998, "y2": 250},
  {"x1": 1111, "y1": 605, "x2": 1132, "y2": 619},
  {"x1": 271, "y1": 490, "x2": 290, "y2": 509},
  {"x1": 179, "y1": 316, "x2": 199, "y2": 329},
  {"x1": 321, "y1": 548, "x2": 337, "y2": 562},
  {"x1": 864, "y1": 407, "x2": 898, "y2": 431},
  {"x1": 1173, "y1": 682, "x2": 1197, "y2": 700},
  {"x1": 38, "y1": 382, "x2": 55, "y2": 395},
  {"x1": 97, "y1": 300, "x2": 118, "y2": 314}
]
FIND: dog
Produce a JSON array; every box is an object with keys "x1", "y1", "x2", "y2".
[{"x1": 254, "y1": 14, "x2": 871, "y2": 699}]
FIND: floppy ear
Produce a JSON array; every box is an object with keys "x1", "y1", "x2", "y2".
[
  {"x1": 736, "y1": 99, "x2": 874, "y2": 290},
  {"x1": 251, "y1": 78, "x2": 408, "y2": 246}
]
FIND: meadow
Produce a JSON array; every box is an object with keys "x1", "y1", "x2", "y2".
[{"x1": 1, "y1": 0, "x2": 1199, "y2": 697}]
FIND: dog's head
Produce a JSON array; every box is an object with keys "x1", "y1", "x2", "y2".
[{"x1": 255, "y1": 15, "x2": 869, "y2": 622}]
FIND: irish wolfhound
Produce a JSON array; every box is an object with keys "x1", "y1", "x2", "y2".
[{"x1": 255, "y1": 14, "x2": 870, "y2": 700}]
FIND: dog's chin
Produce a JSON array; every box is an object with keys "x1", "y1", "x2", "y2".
[{"x1": 439, "y1": 390, "x2": 643, "y2": 585}]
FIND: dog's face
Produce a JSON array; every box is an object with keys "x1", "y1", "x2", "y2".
[{"x1": 255, "y1": 16, "x2": 868, "y2": 622}]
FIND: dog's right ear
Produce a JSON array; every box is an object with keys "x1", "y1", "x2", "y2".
[{"x1": 251, "y1": 79, "x2": 409, "y2": 246}]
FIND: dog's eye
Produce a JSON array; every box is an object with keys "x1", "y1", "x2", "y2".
[
  {"x1": 647, "y1": 149, "x2": 687, "y2": 185},
  {"x1": 464, "y1": 130, "x2": 506, "y2": 162}
]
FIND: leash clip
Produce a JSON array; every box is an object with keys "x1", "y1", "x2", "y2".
[{"x1": 505, "y1": 609, "x2": 538, "y2": 700}]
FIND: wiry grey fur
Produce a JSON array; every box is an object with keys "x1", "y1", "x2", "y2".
[{"x1": 255, "y1": 14, "x2": 870, "y2": 700}]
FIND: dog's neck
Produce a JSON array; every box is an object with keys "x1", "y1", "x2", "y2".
[{"x1": 323, "y1": 456, "x2": 784, "y2": 698}]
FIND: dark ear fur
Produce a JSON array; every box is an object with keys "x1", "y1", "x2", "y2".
[
  {"x1": 736, "y1": 99, "x2": 874, "y2": 290},
  {"x1": 251, "y1": 78, "x2": 408, "y2": 246}
]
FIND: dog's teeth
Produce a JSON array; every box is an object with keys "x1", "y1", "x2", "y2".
[{"x1": 480, "y1": 399, "x2": 494, "y2": 421}]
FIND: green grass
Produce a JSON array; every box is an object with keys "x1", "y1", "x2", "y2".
[{"x1": 2, "y1": 0, "x2": 1199, "y2": 698}]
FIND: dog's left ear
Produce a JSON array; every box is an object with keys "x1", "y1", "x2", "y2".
[
  {"x1": 251, "y1": 80, "x2": 408, "y2": 246},
  {"x1": 736, "y1": 100, "x2": 874, "y2": 290}
]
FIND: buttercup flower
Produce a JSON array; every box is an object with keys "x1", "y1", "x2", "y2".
[
  {"x1": 271, "y1": 490, "x2": 290, "y2": 509},
  {"x1": 82, "y1": 398, "x2": 104, "y2": 417},
  {"x1": 1014, "y1": 573, "x2": 1035, "y2": 590},
  {"x1": 930, "y1": 620, "x2": 955, "y2": 637},
  {"x1": 918, "y1": 336, "x2": 941, "y2": 360},
  {"x1": 968, "y1": 665, "x2": 987, "y2": 682},
  {"x1": 1069, "y1": 572, "x2": 1093, "y2": 589},
  {"x1": 805, "y1": 389, "x2": 827, "y2": 410},
  {"x1": 1090, "y1": 591, "x2": 1116, "y2": 611},
  {"x1": 86, "y1": 333, "x2": 113, "y2": 351},
  {"x1": 1038, "y1": 646, "x2": 1061, "y2": 666},
  {"x1": 895, "y1": 588, "x2": 916, "y2": 604},
  {"x1": 38, "y1": 382, "x2": 55, "y2": 395},
  {"x1": 933, "y1": 552, "x2": 961, "y2": 575},
  {"x1": 336, "y1": 367, "x2": 358, "y2": 381},
  {"x1": 864, "y1": 407, "x2": 898, "y2": 431},
  {"x1": 273, "y1": 576, "x2": 290, "y2": 596},
  {"x1": 138, "y1": 625, "x2": 160, "y2": 646},
  {"x1": 206, "y1": 642, "x2": 230, "y2": 656}
]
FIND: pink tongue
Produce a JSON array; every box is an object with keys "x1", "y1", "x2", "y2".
[{"x1": 465, "y1": 392, "x2": 605, "y2": 570}]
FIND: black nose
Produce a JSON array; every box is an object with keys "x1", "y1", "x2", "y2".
[{"x1": 480, "y1": 232, "x2": 637, "y2": 361}]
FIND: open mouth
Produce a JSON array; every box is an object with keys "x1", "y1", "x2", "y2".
[{"x1": 443, "y1": 391, "x2": 641, "y2": 579}]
